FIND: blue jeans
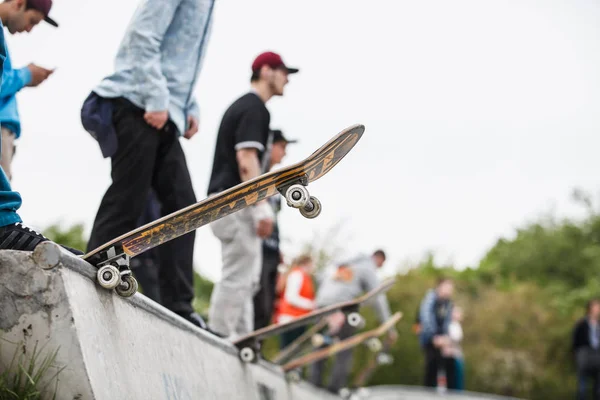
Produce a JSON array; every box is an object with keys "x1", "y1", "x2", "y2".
[
  {"x1": 454, "y1": 357, "x2": 465, "y2": 391},
  {"x1": 0, "y1": 27, "x2": 23, "y2": 228}
]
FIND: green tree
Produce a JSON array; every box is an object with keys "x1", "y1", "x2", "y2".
[{"x1": 42, "y1": 222, "x2": 88, "y2": 252}]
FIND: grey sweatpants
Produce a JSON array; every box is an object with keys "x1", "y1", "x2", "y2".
[
  {"x1": 208, "y1": 206, "x2": 262, "y2": 340},
  {"x1": 309, "y1": 318, "x2": 357, "y2": 392}
]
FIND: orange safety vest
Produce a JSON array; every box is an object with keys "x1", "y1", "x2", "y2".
[{"x1": 277, "y1": 267, "x2": 315, "y2": 318}]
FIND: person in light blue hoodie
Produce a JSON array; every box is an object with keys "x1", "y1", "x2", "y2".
[
  {"x1": 0, "y1": 0, "x2": 57, "y2": 180},
  {"x1": 80, "y1": 0, "x2": 216, "y2": 333}
]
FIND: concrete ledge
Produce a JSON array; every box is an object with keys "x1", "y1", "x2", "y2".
[
  {"x1": 0, "y1": 242, "x2": 338, "y2": 400},
  {"x1": 0, "y1": 242, "x2": 524, "y2": 400}
]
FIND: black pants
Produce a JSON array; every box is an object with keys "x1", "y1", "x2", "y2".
[
  {"x1": 424, "y1": 343, "x2": 457, "y2": 389},
  {"x1": 309, "y1": 321, "x2": 357, "y2": 393},
  {"x1": 129, "y1": 190, "x2": 162, "y2": 304},
  {"x1": 280, "y1": 326, "x2": 306, "y2": 350},
  {"x1": 253, "y1": 250, "x2": 280, "y2": 330},
  {"x1": 87, "y1": 98, "x2": 197, "y2": 315},
  {"x1": 576, "y1": 348, "x2": 600, "y2": 400}
]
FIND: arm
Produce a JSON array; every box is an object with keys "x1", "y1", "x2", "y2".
[
  {"x1": 187, "y1": 99, "x2": 200, "y2": 124},
  {"x1": 419, "y1": 291, "x2": 437, "y2": 345},
  {"x1": 0, "y1": 66, "x2": 31, "y2": 98},
  {"x1": 361, "y1": 265, "x2": 392, "y2": 323},
  {"x1": 234, "y1": 108, "x2": 273, "y2": 224},
  {"x1": 283, "y1": 271, "x2": 315, "y2": 310},
  {"x1": 236, "y1": 148, "x2": 262, "y2": 182},
  {"x1": 126, "y1": 0, "x2": 183, "y2": 112}
]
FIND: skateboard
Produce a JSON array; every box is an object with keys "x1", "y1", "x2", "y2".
[
  {"x1": 282, "y1": 311, "x2": 403, "y2": 381},
  {"x1": 233, "y1": 277, "x2": 396, "y2": 363},
  {"x1": 351, "y1": 335, "x2": 395, "y2": 387},
  {"x1": 81, "y1": 124, "x2": 365, "y2": 297},
  {"x1": 271, "y1": 318, "x2": 328, "y2": 365}
]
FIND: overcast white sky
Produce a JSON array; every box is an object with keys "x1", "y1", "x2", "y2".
[{"x1": 4, "y1": 0, "x2": 600, "y2": 281}]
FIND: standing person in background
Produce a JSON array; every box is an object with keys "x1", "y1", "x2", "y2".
[
  {"x1": 253, "y1": 129, "x2": 298, "y2": 331},
  {"x1": 0, "y1": 0, "x2": 57, "y2": 180},
  {"x1": 81, "y1": 0, "x2": 216, "y2": 331},
  {"x1": 206, "y1": 51, "x2": 299, "y2": 340},
  {"x1": 572, "y1": 298, "x2": 600, "y2": 400},
  {"x1": 276, "y1": 254, "x2": 316, "y2": 348},
  {"x1": 309, "y1": 250, "x2": 398, "y2": 394},
  {"x1": 443, "y1": 305, "x2": 465, "y2": 391},
  {"x1": 418, "y1": 277, "x2": 456, "y2": 390}
]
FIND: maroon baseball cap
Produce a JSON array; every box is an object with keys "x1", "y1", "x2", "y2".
[
  {"x1": 26, "y1": 0, "x2": 58, "y2": 27},
  {"x1": 252, "y1": 51, "x2": 299, "y2": 74}
]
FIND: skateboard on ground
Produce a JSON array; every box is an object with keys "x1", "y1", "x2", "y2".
[
  {"x1": 282, "y1": 311, "x2": 403, "y2": 382},
  {"x1": 232, "y1": 277, "x2": 396, "y2": 363},
  {"x1": 81, "y1": 124, "x2": 365, "y2": 297}
]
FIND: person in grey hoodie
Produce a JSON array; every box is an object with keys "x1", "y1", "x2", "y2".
[{"x1": 308, "y1": 249, "x2": 398, "y2": 394}]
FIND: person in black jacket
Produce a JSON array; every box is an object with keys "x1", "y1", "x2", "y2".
[{"x1": 573, "y1": 298, "x2": 600, "y2": 400}]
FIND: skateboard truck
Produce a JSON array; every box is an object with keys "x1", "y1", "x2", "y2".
[
  {"x1": 278, "y1": 176, "x2": 322, "y2": 219},
  {"x1": 95, "y1": 245, "x2": 138, "y2": 298}
]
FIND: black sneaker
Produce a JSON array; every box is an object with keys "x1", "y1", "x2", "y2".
[
  {"x1": 0, "y1": 222, "x2": 84, "y2": 255},
  {"x1": 176, "y1": 311, "x2": 225, "y2": 338}
]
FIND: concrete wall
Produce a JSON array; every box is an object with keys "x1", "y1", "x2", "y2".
[
  {"x1": 0, "y1": 242, "x2": 337, "y2": 400},
  {"x1": 0, "y1": 242, "x2": 524, "y2": 400}
]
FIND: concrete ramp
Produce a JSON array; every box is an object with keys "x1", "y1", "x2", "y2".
[{"x1": 0, "y1": 242, "x2": 338, "y2": 400}]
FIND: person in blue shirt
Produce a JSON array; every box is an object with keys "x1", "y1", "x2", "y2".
[
  {"x1": 80, "y1": 0, "x2": 216, "y2": 332},
  {"x1": 0, "y1": 0, "x2": 57, "y2": 180},
  {"x1": 418, "y1": 277, "x2": 456, "y2": 389},
  {"x1": 0, "y1": 12, "x2": 82, "y2": 255}
]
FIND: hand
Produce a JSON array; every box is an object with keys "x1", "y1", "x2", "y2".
[
  {"x1": 184, "y1": 116, "x2": 198, "y2": 139},
  {"x1": 144, "y1": 111, "x2": 169, "y2": 130},
  {"x1": 26, "y1": 64, "x2": 54, "y2": 87},
  {"x1": 256, "y1": 218, "x2": 274, "y2": 238},
  {"x1": 433, "y1": 335, "x2": 449, "y2": 348}
]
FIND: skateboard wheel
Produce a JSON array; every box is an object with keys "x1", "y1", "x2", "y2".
[
  {"x1": 239, "y1": 347, "x2": 256, "y2": 363},
  {"x1": 339, "y1": 388, "x2": 351, "y2": 399},
  {"x1": 285, "y1": 184, "x2": 309, "y2": 208},
  {"x1": 311, "y1": 334, "x2": 324, "y2": 348},
  {"x1": 299, "y1": 196, "x2": 322, "y2": 219},
  {"x1": 347, "y1": 312, "x2": 364, "y2": 328},
  {"x1": 366, "y1": 338, "x2": 382, "y2": 352},
  {"x1": 97, "y1": 265, "x2": 121, "y2": 290},
  {"x1": 376, "y1": 353, "x2": 393, "y2": 365},
  {"x1": 286, "y1": 369, "x2": 301, "y2": 383},
  {"x1": 115, "y1": 275, "x2": 138, "y2": 297}
]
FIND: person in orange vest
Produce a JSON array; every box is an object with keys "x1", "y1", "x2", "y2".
[{"x1": 276, "y1": 254, "x2": 316, "y2": 349}]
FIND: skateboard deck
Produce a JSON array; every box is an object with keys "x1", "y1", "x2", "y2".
[
  {"x1": 81, "y1": 124, "x2": 365, "y2": 297},
  {"x1": 233, "y1": 277, "x2": 396, "y2": 363},
  {"x1": 281, "y1": 311, "x2": 403, "y2": 378},
  {"x1": 352, "y1": 335, "x2": 395, "y2": 387},
  {"x1": 271, "y1": 318, "x2": 328, "y2": 365}
]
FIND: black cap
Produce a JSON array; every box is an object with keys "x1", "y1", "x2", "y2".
[{"x1": 271, "y1": 129, "x2": 297, "y2": 144}]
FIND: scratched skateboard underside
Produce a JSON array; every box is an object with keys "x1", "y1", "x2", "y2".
[
  {"x1": 281, "y1": 312, "x2": 402, "y2": 372},
  {"x1": 83, "y1": 124, "x2": 364, "y2": 265}
]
